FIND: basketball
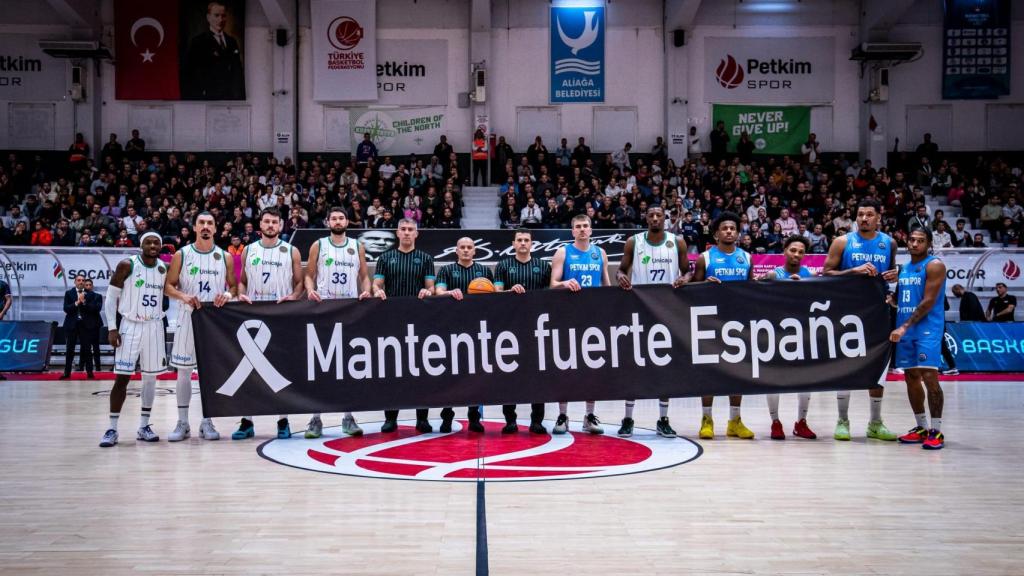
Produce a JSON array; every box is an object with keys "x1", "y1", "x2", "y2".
[{"x1": 467, "y1": 277, "x2": 496, "y2": 294}]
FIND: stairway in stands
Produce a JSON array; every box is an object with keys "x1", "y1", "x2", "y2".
[{"x1": 461, "y1": 186, "x2": 500, "y2": 229}]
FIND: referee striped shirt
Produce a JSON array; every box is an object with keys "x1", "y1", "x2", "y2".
[
  {"x1": 493, "y1": 256, "x2": 551, "y2": 291},
  {"x1": 436, "y1": 262, "x2": 493, "y2": 292},
  {"x1": 374, "y1": 248, "x2": 435, "y2": 297}
]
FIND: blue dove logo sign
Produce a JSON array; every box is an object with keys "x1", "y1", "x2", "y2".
[{"x1": 550, "y1": 6, "x2": 604, "y2": 103}]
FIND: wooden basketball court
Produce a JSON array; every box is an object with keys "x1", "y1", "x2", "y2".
[{"x1": 0, "y1": 377, "x2": 1021, "y2": 575}]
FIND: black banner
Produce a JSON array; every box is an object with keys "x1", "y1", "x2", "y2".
[
  {"x1": 942, "y1": 0, "x2": 1011, "y2": 100},
  {"x1": 193, "y1": 277, "x2": 890, "y2": 418},
  {"x1": 0, "y1": 321, "x2": 56, "y2": 372},
  {"x1": 290, "y1": 228, "x2": 630, "y2": 263}
]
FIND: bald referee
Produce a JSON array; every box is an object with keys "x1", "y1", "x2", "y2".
[
  {"x1": 494, "y1": 229, "x2": 551, "y2": 434},
  {"x1": 373, "y1": 218, "x2": 436, "y2": 433},
  {"x1": 435, "y1": 237, "x2": 494, "y2": 434}
]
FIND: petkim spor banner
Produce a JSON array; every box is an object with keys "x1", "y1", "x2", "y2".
[
  {"x1": 550, "y1": 5, "x2": 605, "y2": 103},
  {"x1": 311, "y1": 0, "x2": 377, "y2": 102},
  {"x1": 705, "y1": 37, "x2": 835, "y2": 104},
  {"x1": 712, "y1": 104, "x2": 810, "y2": 155},
  {"x1": 192, "y1": 279, "x2": 890, "y2": 417},
  {"x1": 0, "y1": 35, "x2": 68, "y2": 101},
  {"x1": 946, "y1": 322, "x2": 1024, "y2": 372}
]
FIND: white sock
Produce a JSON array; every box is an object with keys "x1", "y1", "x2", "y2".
[
  {"x1": 870, "y1": 397, "x2": 883, "y2": 422},
  {"x1": 313, "y1": 413, "x2": 322, "y2": 419},
  {"x1": 931, "y1": 417, "x2": 942, "y2": 431},
  {"x1": 585, "y1": 401, "x2": 595, "y2": 415},
  {"x1": 176, "y1": 369, "x2": 191, "y2": 423},
  {"x1": 344, "y1": 412, "x2": 354, "y2": 419},
  {"x1": 109, "y1": 413, "x2": 119, "y2": 431},
  {"x1": 278, "y1": 414, "x2": 288, "y2": 422},
  {"x1": 702, "y1": 406, "x2": 712, "y2": 417},
  {"x1": 624, "y1": 401, "x2": 635, "y2": 419},
  {"x1": 767, "y1": 394, "x2": 780, "y2": 421},
  {"x1": 797, "y1": 393, "x2": 811, "y2": 420},
  {"x1": 139, "y1": 374, "x2": 157, "y2": 428},
  {"x1": 837, "y1": 391, "x2": 851, "y2": 420},
  {"x1": 915, "y1": 412, "x2": 928, "y2": 429},
  {"x1": 729, "y1": 405, "x2": 741, "y2": 420},
  {"x1": 558, "y1": 402, "x2": 568, "y2": 415},
  {"x1": 658, "y1": 400, "x2": 669, "y2": 418}
]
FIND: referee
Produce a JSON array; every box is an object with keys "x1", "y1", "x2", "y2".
[
  {"x1": 372, "y1": 218, "x2": 436, "y2": 433},
  {"x1": 493, "y1": 229, "x2": 551, "y2": 434},
  {"x1": 435, "y1": 237, "x2": 494, "y2": 434}
]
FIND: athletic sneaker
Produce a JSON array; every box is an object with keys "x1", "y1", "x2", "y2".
[
  {"x1": 892, "y1": 367, "x2": 905, "y2": 375},
  {"x1": 834, "y1": 418, "x2": 851, "y2": 441},
  {"x1": 529, "y1": 422, "x2": 547, "y2": 434},
  {"x1": 942, "y1": 368, "x2": 960, "y2": 376},
  {"x1": 168, "y1": 420, "x2": 191, "y2": 442},
  {"x1": 232, "y1": 418, "x2": 254, "y2": 440},
  {"x1": 898, "y1": 426, "x2": 928, "y2": 444},
  {"x1": 468, "y1": 419, "x2": 485, "y2": 433},
  {"x1": 99, "y1": 428, "x2": 118, "y2": 448},
  {"x1": 792, "y1": 419, "x2": 817, "y2": 439},
  {"x1": 136, "y1": 425, "x2": 159, "y2": 442},
  {"x1": 199, "y1": 418, "x2": 220, "y2": 440},
  {"x1": 866, "y1": 420, "x2": 897, "y2": 441},
  {"x1": 699, "y1": 415, "x2": 714, "y2": 439},
  {"x1": 438, "y1": 418, "x2": 452, "y2": 433},
  {"x1": 583, "y1": 413, "x2": 604, "y2": 435},
  {"x1": 277, "y1": 418, "x2": 292, "y2": 440},
  {"x1": 726, "y1": 417, "x2": 755, "y2": 439},
  {"x1": 381, "y1": 419, "x2": 398, "y2": 433},
  {"x1": 552, "y1": 413, "x2": 569, "y2": 435},
  {"x1": 617, "y1": 417, "x2": 634, "y2": 437},
  {"x1": 922, "y1": 429, "x2": 944, "y2": 450},
  {"x1": 341, "y1": 415, "x2": 363, "y2": 436},
  {"x1": 656, "y1": 417, "x2": 676, "y2": 438},
  {"x1": 417, "y1": 419, "x2": 434, "y2": 433},
  {"x1": 305, "y1": 416, "x2": 323, "y2": 439},
  {"x1": 770, "y1": 419, "x2": 785, "y2": 440},
  {"x1": 501, "y1": 422, "x2": 518, "y2": 434}
]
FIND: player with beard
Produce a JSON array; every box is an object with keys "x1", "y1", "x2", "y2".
[
  {"x1": 549, "y1": 214, "x2": 611, "y2": 435},
  {"x1": 615, "y1": 206, "x2": 688, "y2": 438},
  {"x1": 756, "y1": 235, "x2": 817, "y2": 440},
  {"x1": 691, "y1": 212, "x2": 755, "y2": 440},
  {"x1": 434, "y1": 237, "x2": 495, "y2": 434},
  {"x1": 823, "y1": 198, "x2": 898, "y2": 442},
  {"x1": 303, "y1": 207, "x2": 376, "y2": 438},
  {"x1": 164, "y1": 212, "x2": 237, "y2": 442},
  {"x1": 232, "y1": 208, "x2": 304, "y2": 440},
  {"x1": 494, "y1": 229, "x2": 551, "y2": 434},
  {"x1": 892, "y1": 228, "x2": 947, "y2": 450},
  {"x1": 98, "y1": 232, "x2": 168, "y2": 447}
]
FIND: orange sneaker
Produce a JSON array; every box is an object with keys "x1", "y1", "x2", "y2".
[
  {"x1": 792, "y1": 418, "x2": 817, "y2": 439},
  {"x1": 899, "y1": 426, "x2": 928, "y2": 444},
  {"x1": 922, "y1": 429, "x2": 944, "y2": 450}
]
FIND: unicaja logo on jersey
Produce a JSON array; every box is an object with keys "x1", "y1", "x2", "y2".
[
  {"x1": 715, "y1": 55, "x2": 744, "y2": 88},
  {"x1": 259, "y1": 419, "x2": 701, "y2": 482},
  {"x1": 134, "y1": 278, "x2": 145, "y2": 288},
  {"x1": 250, "y1": 257, "x2": 261, "y2": 266},
  {"x1": 188, "y1": 265, "x2": 199, "y2": 275}
]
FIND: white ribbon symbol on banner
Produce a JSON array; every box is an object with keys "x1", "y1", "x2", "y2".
[{"x1": 216, "y1": 320, "x2": 292, "y2": 397}]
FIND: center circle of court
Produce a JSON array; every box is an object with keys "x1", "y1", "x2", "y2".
[{"x1": 259, "y1": 418, "x2": 702, "y2": 482}]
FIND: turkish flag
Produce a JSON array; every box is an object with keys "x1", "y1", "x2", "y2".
[{"x1": 115, "y1": 0, "x2": 181, "y2": 99}]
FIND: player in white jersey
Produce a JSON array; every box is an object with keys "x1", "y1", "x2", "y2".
[
  {"x1": 614, "y1": 206, "x2": 689, "y2": 438},
  {"x1": 163, "y1": 212, "x2": 237, "y2": 442},
  {"x1": 233, "y1": 208, "x2": 304, "y2": 440},
  {"x1": 303, "y1": 207, "x2": 377, "y2": 439},
  {"x1": 98, "y1": 232, "x2": 168, "y2": 447}
]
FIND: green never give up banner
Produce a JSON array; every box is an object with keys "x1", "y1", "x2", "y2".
[{"x1": 712, "y1": 104, "x2": 810, "y2": 155}]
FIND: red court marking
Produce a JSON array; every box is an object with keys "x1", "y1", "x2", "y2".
[
  {"x1": 498, "y1": 432, "x2": 652, "y2": 468},
  {"x1": 444, "y1": 467, "x2": 601, "y2": 479},
  {"x1": 8, "y1": 372, "x2": 193, "y2": 381},
  {"x1": 307, "y1": 448, "x2": 339, "y2": 467},
  {"x1": 355, "y1": 459, "x2": 433, "y2": 476},
  {"x1": 322, "y1": 426, "x2": 421, "y2": 453},
  {"x1": 369, "y1": 420, "x2": 549, "y2": 463}
]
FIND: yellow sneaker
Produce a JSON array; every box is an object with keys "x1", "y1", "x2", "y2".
[
  {"x1": 699, "y1": 415, "x2": 714, "y2": 439},
  {"x1": 726, "y1": 417, "x2": 755, "y2": 439}
]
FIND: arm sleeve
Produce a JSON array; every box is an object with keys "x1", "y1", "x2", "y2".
[
  {"x1": 423, "y1": 255, "x2": 436, "y2": 281},
  {"x1": 104, "y1": 286, "x2": 121, "y2": 328},
  {"x1": 493, "y1": 261, "x2": 507, "y2": 287}
]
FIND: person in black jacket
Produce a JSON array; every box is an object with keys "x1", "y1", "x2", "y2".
[
  {"x1": 61, "y1": 274, "x2": 102, "y2": 378},
  {"x1": 952, "y1": 284, "x2": 986, "y2": 322}
]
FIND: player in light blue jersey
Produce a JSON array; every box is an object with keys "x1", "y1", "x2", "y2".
[
  {"x1": 550, "y1": 214, "x2": 611, "y2": 435},
  {"x1": 757, "y1": 235, "x2": 818, "y2": 440},
  {"x1": 692, "y1": 212, "x2": 755, "y2": 440},
  {"x1": 891, "y1": 228, "x2": 947, "y2": 450},
  {"x1": 823, "y1": 198, "x2": 899, "y2": 442}
]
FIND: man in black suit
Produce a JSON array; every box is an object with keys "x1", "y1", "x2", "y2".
[
  {"x1": 182, "y1": 2, "x2": 246, "y2": 100},
  {"x1": 61, "y1": 274, "x2": 102, "y2": 379},
  {"x1": 82, "y1": 279, "x2": 104, "y2": 371},
  {"x1": 952, "y1": 284, "x2": 986, "y2": 322}
]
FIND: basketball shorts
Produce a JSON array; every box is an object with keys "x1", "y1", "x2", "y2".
[
  {"x1": 170, "y1": 308, "x2": 197, "y2": 369},
  {"x1": 113, "y1": 319, "x2": 167, "y2": 375},
  {"x1": 895, "y1": 336, "x2": 942, "y2": 370}
]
